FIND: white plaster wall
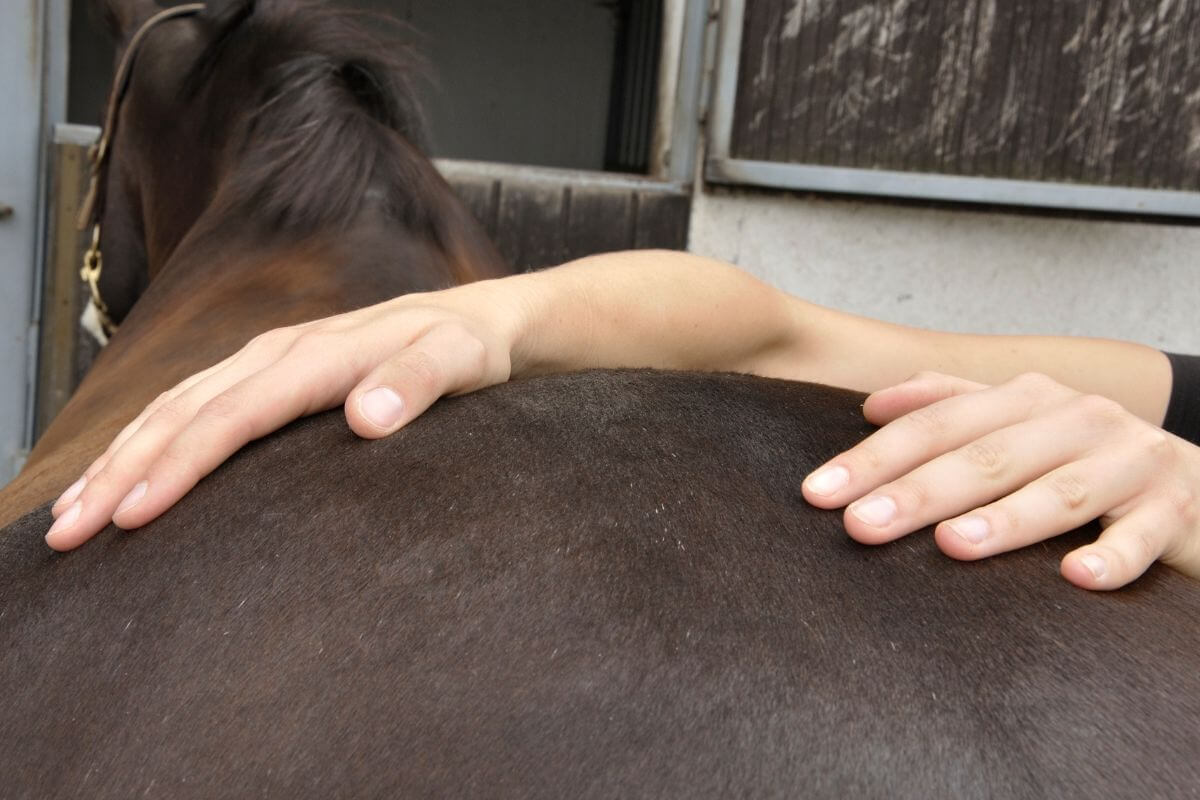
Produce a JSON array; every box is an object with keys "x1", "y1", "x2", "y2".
[{"x1": 689, "y1": 188, "x2": 1200, "y2": 353}]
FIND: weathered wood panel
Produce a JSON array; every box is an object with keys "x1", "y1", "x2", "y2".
[
  {"x1": 35, "y1": 138, "x2": 102, "y2": 442},
  {"x1": 440, "y1": 161, "x2": 691, "y2": 271},
  {"x1": 731, "y1": 0, "x2": 1200, "y2": 190}
]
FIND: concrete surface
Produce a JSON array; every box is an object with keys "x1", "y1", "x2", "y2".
[{"x1": 690, "y1": 187, "x2": 1200, "y2": 354}]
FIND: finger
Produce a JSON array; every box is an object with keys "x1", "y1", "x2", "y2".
[
  {"x1": 51, "y1": 339, "x2": 280, "y2": 518},
  {"x1": 1059, "y1": 505, "x2": 1174, "y2": 590},
  {"x1": 44, "y1": 332, "x2": 324, "y2": 549},
  {"x1": 838, "y1": 402, "x2": 1126, "y2": 545},
  {"x1": 100, "y1": 356, "x2": 235, "y2": 460},
  {"x1": 862, "y1": 371, "x2": 988, "y2": 426},
  {"x1": 106, "y1": 338, "x2": 368, "y2": 533},
  {"x1": 51, "y1": 361, "x2": 229, "y2": 519},
  {"x1": 802, "y1": 373, "x2": 1078, "y2": 509},
  {"x1": 845, "y1": 393, "x2": 1143, "y2": 544},
  {"x1": 46, "y1": 368, "x2": 277, "y2": 550},
  {"x1": 344, "y1": 323, "x2": 502, "y2": 438},
  {"x1": 926, "y1": 439, "x2": 1152, "y2": 560},
  {"x1": 50, "y1": 331, "x2": 296, "y2": 524},
  {"x1": 45, "y1": 464, "x2": 144, "y2": 551}
]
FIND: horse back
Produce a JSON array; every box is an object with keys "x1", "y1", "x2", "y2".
[{"x1": 2, "y1": 370, "x2": 1197, "y2": 798}]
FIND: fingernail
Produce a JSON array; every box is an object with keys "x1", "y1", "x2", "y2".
[
  {"x1": 46, "y1": 500, "x2": 82, "y2": 543},
  {"x1": 360, "y1": 387, "x2": 404, "y2": 429},
  {"x1": 849, "y1": 495, "x2": 897, "y2": 527},
  {"x1": 1080, "y1": 553, "x2": 1107, "y2": 580},
  {"x1": 116, "y1": 481, "x2": 148, "y2": 515},
  {"x1": 949, "y1": 515, "x2": 991, "y2": 544},
  {"x1": 805, "y1": 465, "x2": 849, "y2": 497},
  {"x1": 54, "y1": 476, "x2": 87, "y2": 510}
]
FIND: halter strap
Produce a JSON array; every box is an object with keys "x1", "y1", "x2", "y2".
[{"x1": 77, "y1": 3, "x2": 206, "y2": 340}]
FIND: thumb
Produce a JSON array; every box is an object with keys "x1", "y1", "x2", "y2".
[
  {"x1": 344, "y1": 323, "x2": 501, "y2": 438},
  {"x1": 863, "y1": 371, "x2": 989, "y2": 426}
]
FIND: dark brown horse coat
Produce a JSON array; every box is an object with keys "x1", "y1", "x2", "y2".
[{"x1": 1, "y1": 2, "x2": 1198, "y2": 798}]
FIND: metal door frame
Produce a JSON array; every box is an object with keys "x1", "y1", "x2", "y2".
[
  {"x1": 0, "y1": 0, "x2": 69, "y2": 486},
  {"x1": 704, "y1": 0, "x2": 1200, "y2": 218}
]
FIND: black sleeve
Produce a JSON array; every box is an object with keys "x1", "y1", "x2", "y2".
[{"x1": 1162, "y1": 352, "x2": 1200, "y2": 446}]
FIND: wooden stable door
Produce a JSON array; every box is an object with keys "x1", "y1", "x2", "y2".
[{"x1": 707, "y1": 0, "x2": 1200, "y2": 216}]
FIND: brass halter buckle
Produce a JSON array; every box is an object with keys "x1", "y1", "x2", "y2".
[
  {"x1": 80, "y1": 223, "x2": 119, "y2": 338},
  {"x1": 74, "y1": 3, "x2": 205, "y2": 343}
]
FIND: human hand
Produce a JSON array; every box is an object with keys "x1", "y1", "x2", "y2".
[
  {"x1": 44, "y1": 280, "x2": 525, "y2": 551},
  {"x1": 801, "y1": 371, "x2": 1200, "y2": 589}
]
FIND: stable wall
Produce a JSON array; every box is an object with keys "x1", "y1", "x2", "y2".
[
  {"x1": 689, "y1": 188, "x2": 1200, "y2": 355},
  {"x1": 68, "y1": 0, "x2": 618, "y2": 170}
]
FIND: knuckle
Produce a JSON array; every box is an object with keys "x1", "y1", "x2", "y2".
[
  {"x1": 1072, "y1": 394, "x2": 1127, "y2": 428},
  {"x1": 1134, "y1": 529, "x2": 1159, "y2": 564},
  {"x1": 903, "y1": 404, "x2": 949, "y2": 438},
  {"x1": 155, "y1": 443, "x2": 204, "y2": 485},
  {"x1": 1009, "y1": 372, "x2": 1070, "y2": 405},
  {"x1": 1040, "y1": 470, "x2": 1090, "y2": 511},
  {"x1": 846, "y1": 442, "x2": 884, "y2": 473},
  {"x1": 83, "y1": 458, "x2": 106, "y2": 480},
  {"x1": 109, "y1": 418, "x2": 144, "y2": 452},
  {"x1": 243, "y1": 327, "x2": 294, "y2": 359},
  {"x1": 194, "y1": 393, "x2": 255, "y2": 444},
  {"x1": 1011, "y1": 371, "x2": 1056, "y2": 393},
  {"x1": 960, "y1": 439, "x2": 1007, "y2": 480},
  {"x1": 905, "y1": 370, "x2": 945, "y2": 384},
  {"x1": 988, "y1": 504, "x2": 1021, "y2": 538},
  {"x1": 1134, "y1": 426, "x2": 1173, "y2": 460},
  {"x1": 244, "y1": 330, "x2": 274, "y2": 352},
  {"x1": 1108, "y1": 527, "x2": 1161, "y2": 571},
  {"x1": 84, "y1": 464, "x2": 123, "y2": 495},
  {"x1": 288, "y1": 330, "x2": 342, "y2": 360},
  {"x1": 150, "y1": 389, "x2": 175, "y2": 409},
  {"x1": 398, "y1": 349, "x2": 443, "y2": 395},
  {"x1": 196, "y1": 391, "x2": 243, "y2": 423},
  {"x1": 1161, "y1": 484, "x2": 1200, "y2": 528},
  {"x1": 455, "y1": 333, "x2": 489, "y2": 381},
  {"x1": 147, "y1": 396, "x2": 192, "y2": 429},
  {"x1": 1100, "y1": 546, "x2": 1133, "y2": 579},
  {"x1": 1161, "y1": 522, "x2": 1200, "y2": 569},
  {"x1": 889, "y1": 477, "x2": 931, "y2": 512}
]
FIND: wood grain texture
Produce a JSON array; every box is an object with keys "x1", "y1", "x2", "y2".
[
  {"x1": 35, "y1": 142, "x2": 102, "y2": 442},
  {"x1": 446, "y1": 168, "x2": 691, "y2": 272},
  {"x1": 732, "y1": 0, "x2": 1200, "y2": 189}
]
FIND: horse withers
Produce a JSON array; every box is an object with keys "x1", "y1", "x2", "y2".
[{"x1": 1, "y1": 1, "x2": 1197, "y2": 797}]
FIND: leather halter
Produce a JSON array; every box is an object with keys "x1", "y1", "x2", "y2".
[{"x1": 77, "y1": 3, "x2": 206, "y2": 340}]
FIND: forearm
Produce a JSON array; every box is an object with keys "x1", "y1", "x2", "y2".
[
  {"x1": 782, "y1": 302, "x2": 1172, "y2": 424},
  {"x1": 892, "y1": 330, "x2": 1171, "y2": 424},
  {"x1": 450, "y1": 249, "x2": 1172, "y2": 425},
  {"x1": 503, "y1": 250, "x2": 797, "y2": 376}
]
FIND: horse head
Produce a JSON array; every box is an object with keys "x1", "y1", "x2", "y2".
[
  {"x1": 84, "y1": 0, "x2": 503, "y2": 335},
  {"x1": 3, "y1": 0, "x2": 507, "y2": 522}
]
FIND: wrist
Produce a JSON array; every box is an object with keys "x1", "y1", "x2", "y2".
[
  {"x1": 429, "y1": 272, "x2": 550, "y2": 380},
  {"x1": 497, "y1": 269, "x2": 564, "y2": 378}
]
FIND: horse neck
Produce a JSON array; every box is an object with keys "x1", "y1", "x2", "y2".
[{"x1": 0, "y1": 213, "x2": 480, "y2": 526}]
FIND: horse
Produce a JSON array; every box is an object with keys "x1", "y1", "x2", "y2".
[{"x1": 1, "y1": 1, "x2": 1197, "y2": 797}]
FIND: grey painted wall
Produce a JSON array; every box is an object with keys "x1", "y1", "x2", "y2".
[
  {"x1": 68, "y1": 0, "x2": 619, "y2": 170},
  {"x1": 690, "y1": 188, "x2": 1200, "y2": 355}
]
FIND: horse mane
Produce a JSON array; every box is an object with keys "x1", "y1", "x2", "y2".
[{"x1": 184, "y1": 0, "x2": 445, "y2": 238}]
